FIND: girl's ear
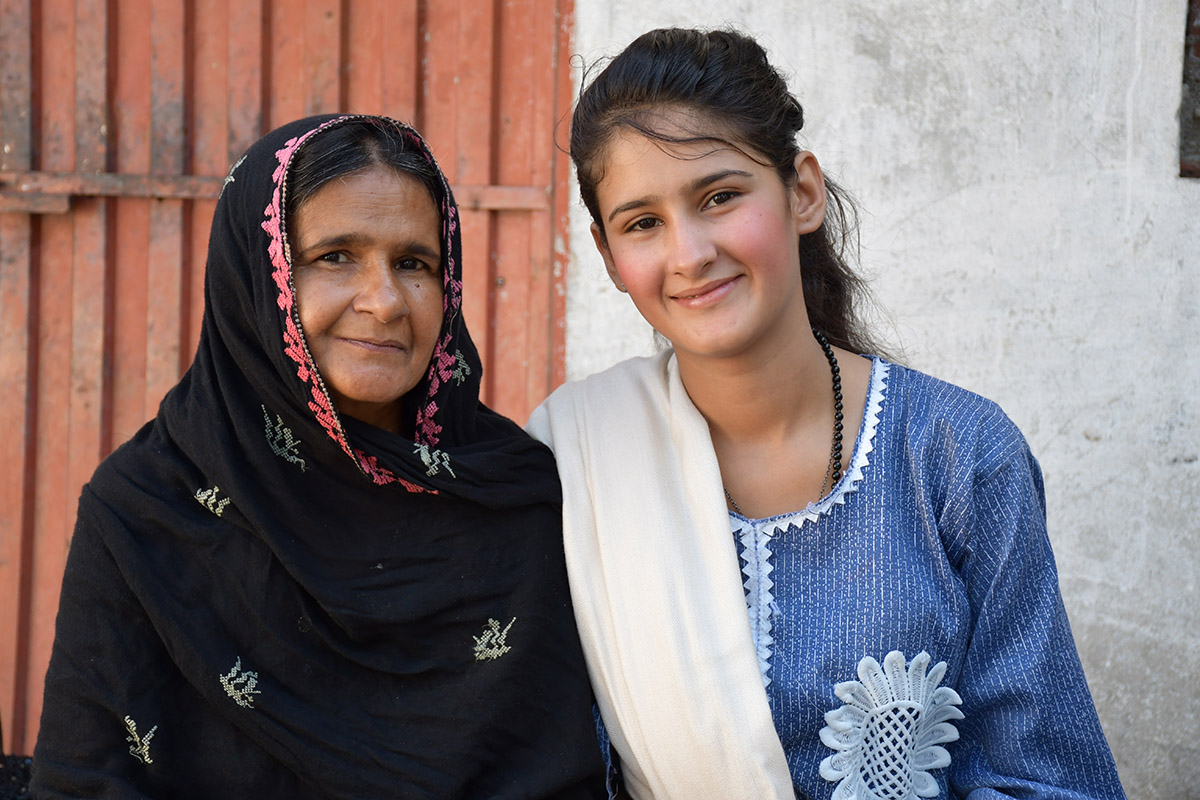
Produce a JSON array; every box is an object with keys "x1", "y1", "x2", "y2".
[
  {"x1": 590, "y1": 222, "x2": 627, "y2": 292},
  {"x1": 790, "y1": 151, "x2": 827, "y2": 235}
]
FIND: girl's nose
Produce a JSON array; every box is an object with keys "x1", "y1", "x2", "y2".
[
  {"x1": 669, "y1": 218, "x2": 717, "y2": 276},
  {"x1": 353, "y1": 258, "x2": 408, "y2": 320}
]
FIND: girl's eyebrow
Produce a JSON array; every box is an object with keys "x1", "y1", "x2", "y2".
[{"x1": 606, "y1": 169, "x2": 754, "y2": 223}]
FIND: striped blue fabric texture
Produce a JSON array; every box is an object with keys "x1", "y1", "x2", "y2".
[{"x1": 731, "y1": 358, "x2": 1125, "y2": 800}]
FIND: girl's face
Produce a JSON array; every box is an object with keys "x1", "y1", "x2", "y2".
[
  {"x1": 591, "y1": 122, "x2": 826, "y2": 363},
  {"x1": 291, "y1": 164, "x2": 444, "y2": 434}
]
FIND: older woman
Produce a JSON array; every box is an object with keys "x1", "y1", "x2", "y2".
[{"x1": 31, "y1": 116, "x2": 607, "y2": 799}]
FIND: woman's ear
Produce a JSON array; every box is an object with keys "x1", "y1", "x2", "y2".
[
  {"x1": 790, "y1": 151, "x2": 827, "y2": 235},
  {"x1": 590, "y1": 222, "x2": 627, "y2": 292}
]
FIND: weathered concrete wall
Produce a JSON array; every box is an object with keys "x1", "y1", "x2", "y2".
[{"x1": 567, "y1": 2, "x2": 1200, "y2": 797}]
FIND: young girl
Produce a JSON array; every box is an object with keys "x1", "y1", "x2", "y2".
[{"x1": 527, "y1": 28, "x2": 1125, "y2": 800}]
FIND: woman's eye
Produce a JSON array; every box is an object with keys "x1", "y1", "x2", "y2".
[
  {"x1": 316, "y1": 251, "x2": 349, "y2": 264},
  {"x1": 627, "y1": 217, "x2": 660, "y2": 232},
  {"x1": 395, "y1": 257, "x2": 429, "y2": 271}
]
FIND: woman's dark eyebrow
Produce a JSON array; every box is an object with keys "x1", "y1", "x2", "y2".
[
  {"x1": 294, "y1": 233, "x2": 440, "y2": 260},
  {"x1": 606, "y1": 169, "x2": 754, "y2": 223}
]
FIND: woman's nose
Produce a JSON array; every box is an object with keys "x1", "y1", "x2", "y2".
[
  {"x1": 668, "y1": 218, "x2": 716, "y2": 276},
  {"x1": 353, "y1": 258, "x2": 408, "y2": 320}
]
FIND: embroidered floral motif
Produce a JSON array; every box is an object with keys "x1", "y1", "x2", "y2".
[
  {"x1": 124, "y1": 715, "x2": 157, "y2": 764},
  {"x1": 451, "y1": 349, "x2": 471, "y2": 385},
  {"x1": 263, "y1": 405, "x2": 306, "y2": 470},
  {"x1": 219, "y1": 153, "x2": 247, "y2": 199},
  {"x1": 414, "y1": 443, "x2": 456, "y2": 478},
  {"x1": 219, "y1": 656, "x2": 262, "y2": 709},
  {"x1": 195, "y1": 485, "x2": 231, "y2": 517},
  {"x1": 820, "y1": 651, "x2": 963, "y2": 800},
  {"x1": 473, "y1": 617, "x2": 516, "y2": 661}
]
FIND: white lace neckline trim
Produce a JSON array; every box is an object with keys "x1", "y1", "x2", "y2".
[{"x1": 730, "y1": 357, "x2": 889, "y2": 532}]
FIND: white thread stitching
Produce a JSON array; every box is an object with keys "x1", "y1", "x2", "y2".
[
  {"x1": 195, "y1": 485, "x2": 231, "y2": 517},
  {"x1": 124, "y1": 715, "x2": 157, "y2": 764},
  {"x1": 219, "y1": 656, "x2": 263, "y2": 708},
  {"x1": 473, "y1": 617, "x2": 516, "y2": 661}
]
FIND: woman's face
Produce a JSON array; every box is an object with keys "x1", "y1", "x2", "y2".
[
  {"x1": 291, "y1": 163, "x2": 444, "y2": 434},
  {"x1": 589, "y1": 121, "x2": 826, "y2": 363}
]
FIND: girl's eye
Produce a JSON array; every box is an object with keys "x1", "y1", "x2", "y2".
[
  {"x1": 706, "y1": 190, "x2": 739, "y2": 208},
  {"x1": 627, "y1": 217, "x2": 660, "y2": 233}
]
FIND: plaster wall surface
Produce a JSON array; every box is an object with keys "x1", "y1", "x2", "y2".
[{"x1": 566, "y1": 2, "x2": 1200, "y2": 797}]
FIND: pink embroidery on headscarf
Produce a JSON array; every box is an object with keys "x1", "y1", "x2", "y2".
[
  {"x1": 262, "y1": 124, "x2": 354, "y2": 464},
  {"x1": 356, "y1": 449, "x2": 436, "y2": 493}
]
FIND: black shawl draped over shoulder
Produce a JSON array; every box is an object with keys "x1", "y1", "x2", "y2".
[{"x1": 31, "y1": 116, "x2": 606, "y2": 800}]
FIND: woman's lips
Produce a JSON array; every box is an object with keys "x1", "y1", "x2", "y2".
[
  {"x1": 670, "y1": 275, "x2": 739, "y2": 309},
  {"x1": 342, "y1": 337, "x2": 406, "y2": 353}
]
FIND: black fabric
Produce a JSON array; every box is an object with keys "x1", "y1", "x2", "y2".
[{"x1": 31, "y1": 116, "x2": 606, "y2": 799}]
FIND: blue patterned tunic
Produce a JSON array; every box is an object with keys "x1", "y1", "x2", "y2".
[{"x1": 732, "y1": 358, "x2": 1125, "y2": 799}]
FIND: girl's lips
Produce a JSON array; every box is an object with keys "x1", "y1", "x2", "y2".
[{"x1": 670, "y1": 275, "x2": 740, "y2": 308}]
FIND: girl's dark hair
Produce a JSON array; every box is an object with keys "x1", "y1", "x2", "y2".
[
  {"x1": 286, "y1": 117, "x2": 443, "y2": 238},
  {"x1": 571, "y1": 27, "x2": 882, "y2": 355}
]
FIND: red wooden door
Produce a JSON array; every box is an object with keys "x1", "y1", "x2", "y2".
[{"x1": 0, "y1": 0, "x2": 574, "y2": 752}]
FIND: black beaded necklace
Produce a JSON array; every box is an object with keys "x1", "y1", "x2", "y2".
[{"x1": 723, "y1": 328, "x2": 843, "y2": 516}]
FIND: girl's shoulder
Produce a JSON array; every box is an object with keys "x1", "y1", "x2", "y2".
[{"x1": 874, "y1": 358, "x2": 1031, "y2": 472}]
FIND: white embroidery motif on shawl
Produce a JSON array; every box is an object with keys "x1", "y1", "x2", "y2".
[
  {"x1": 263, "y1": 405, "x2": 306, "y2": 471},
  {"x1": 473, "y1": 617, "x2": 515, "y2": 661},
  {"x1": 414, "y1": 443, "x2": 455, "y2": 478},
  {"x1": 220, "y1": 656, "x2": 263, "y2": 709},
  {"x1": 124, "y1": 715, "x2": 157, "y2": 764},
  {"x1": 219, "y1": 153, "x2": 247, "y2": 199},
  {"x1": 195, "y1": 485, "x2": 231, "y2": 517},
  {"x1": 452, "y1": 349, "x2": 471, "y2": 385}
]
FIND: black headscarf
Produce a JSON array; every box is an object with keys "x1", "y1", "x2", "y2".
[{"x1": 31, "y1": 115, "x2": 606, "y2": 799}]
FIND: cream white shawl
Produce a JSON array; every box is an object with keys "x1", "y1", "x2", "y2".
[{"x1": 526, "y1": 351, "x2": 795, "y2": 800}]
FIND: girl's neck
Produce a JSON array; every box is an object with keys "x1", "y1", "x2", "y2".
[{"x1": 675, "y1": 322, "x2": 831, "y2": 444}]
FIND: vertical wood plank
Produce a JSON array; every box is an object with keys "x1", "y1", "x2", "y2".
[
  {"x1": 26, "y1": 0, "x2": 77, "y2": 749},
  {"x1": 188, "y1": 0, "x2": 230, "y2": 354},
  {"x1": 0, "y1": 0, "x2": 35, "y2": 754},
  {"x1": 380, "y1": 0, "x2": 419, "y2": 123},
  {"x1": 549, "y1": 0, "x2": 572, "y2": 394},
  {"x1": 304, "y1": 0, "x2": 342, "y2": 114},
  {"x1": 146, "y1": 0, "x2": 187, "y2": 413},
  {"x1": 228, "y1": 0, "x2": 266, "y2": 159},
  {"x1": 344, "y1": 0, "x2": 384, "y2": 113},
  {"x1": 269, "y1": 0, "x2": 306, "y2": 126},
  {"x1": 111, "y1": 0, "x2": 152, "y2": 444},
  {"x1": 491, "y1": 0, "x2": 536, "y2": 419}
]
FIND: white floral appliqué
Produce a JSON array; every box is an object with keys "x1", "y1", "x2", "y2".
[
  {"x1": 820, "y1": 650, "x2": 963, "y2": 800},
  {"x1": 219, "y1": 656, "x2": 262, "y2": 708},
  {"x1": 473, "y1": 617, "x2": 516, "y2": 661}
]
